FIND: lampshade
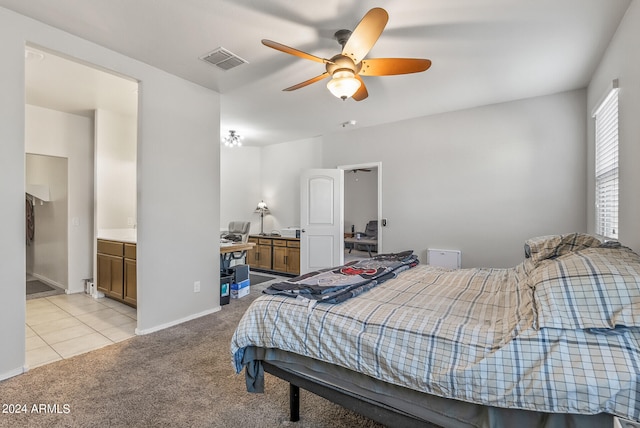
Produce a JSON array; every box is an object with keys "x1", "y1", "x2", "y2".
[
  {"x1": 326, "y1": 70, "x2": 361, "y2": 100},
  {"x1": 223, "y1": 130, "x2": 242, "y2": 147},
  {"x1": 255, "y1": 200, "x2": 269, "y2": 213}
]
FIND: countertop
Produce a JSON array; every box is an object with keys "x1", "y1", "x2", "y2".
[{"x1": 97, "y1": 228, "x2": 137, "y2": 244}]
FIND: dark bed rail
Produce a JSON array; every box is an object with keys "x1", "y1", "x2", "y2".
[{"x1": 262, "y1": 361, "x2": 438, "y2": 427}]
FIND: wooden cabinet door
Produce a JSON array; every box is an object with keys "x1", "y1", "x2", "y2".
[
  {"x1": 256, "y1": 244, "x2": 272, "y2": 269},
  {"x1": 272, "y1": 246, "x2": 287, "y2": 272},
  {"x1": 249, "y1": 244, "x2": 267, "y2": 268},
  {"x1": 246, "y1": 238, "x2": 258, "y2": 268},
  {"x1": 247, "y1": 238, "x2": 271, "y2": 270},
  {"x1": 97, "y1": 253, "x2": 124, "y2": 298},
  {"x1": 286, "y1": 247, "x2": 300, "y2": 275},
  {"x1": 123, "y1": 258, "x2": 137, "y2": 306},
  {"x1": 273, "y1": 245, "x2": 300, "y2": 274}
]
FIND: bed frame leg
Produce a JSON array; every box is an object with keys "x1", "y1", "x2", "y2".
[{"x1": 289, "y1": 383, "x2": 300, "y2": 422}]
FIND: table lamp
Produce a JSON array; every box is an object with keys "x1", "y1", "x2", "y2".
[{"x1": 255, "y1": 200, "x2": 270, "y2": 235}]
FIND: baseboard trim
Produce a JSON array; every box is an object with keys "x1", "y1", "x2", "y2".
[
  {"x1": 0, "y1": 365, "x2": 27, "y2": 381},
  {"x1": 29, "y1": 273, "x2": 66, "y2": 291},
  {"x1": 134, "y1": 306, "x2": 221, "y2": 335}
]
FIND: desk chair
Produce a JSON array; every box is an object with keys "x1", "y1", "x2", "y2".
[
  {"x1": 356, "y1": 220, "x2": 378, "y2": 252},
  {"x1": 221, "y1": 221, "x2": 251, "y2": 269},
  {"x1": 221, "y1": 221, "x2": 251, "y2": 243}
]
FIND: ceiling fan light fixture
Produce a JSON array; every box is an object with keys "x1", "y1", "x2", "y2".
[{"x1": 327, "y1": 69, "x2": 361, "y2": 100}]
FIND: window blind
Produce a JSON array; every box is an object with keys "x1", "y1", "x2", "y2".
[{"x1": 593, "y1": 85, "x2": 619, "y2": 239}]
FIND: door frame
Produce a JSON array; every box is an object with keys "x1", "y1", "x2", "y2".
[{"x1": 338, "y1": 161, "x2": 383, "y2": 254}]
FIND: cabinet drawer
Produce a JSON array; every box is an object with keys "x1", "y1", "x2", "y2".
[
  {"x1": 287, "y1": 240, "x2": 300, "y2": 248},
  {"x1": 98, "y1": 240, "x2": 124, "y2": 256},
  {"x1": 248, "y1": 237, "x2": 258, "y2": 244},
  {"x1": 258, "y1": 238, "x2": 272, "y2": 245},
  {"x1": 124, "y1": 243, "x2": 136, "y2": 260},
  {"x1": 272, "y1": 239, "x2": 286, "y2": 247}
]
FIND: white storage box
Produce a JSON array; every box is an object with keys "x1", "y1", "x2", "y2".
[
  {"x1": 231, "y1": 279, "x2": 250, "y2": 299},
  {"x1": 280, "y1": 227, "x2": 301, "y2": 238},
  {"x1": 427, "y1": 249, "x2": 461, "y2": 269}
]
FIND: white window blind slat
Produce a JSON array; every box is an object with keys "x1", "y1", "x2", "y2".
[{"x1": 594, "y1": 85, "x2": 619, "y2": 239}]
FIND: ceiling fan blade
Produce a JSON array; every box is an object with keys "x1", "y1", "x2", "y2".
[
  {"x1": 352, "y1": 75, "x2": 368, "y2": 101},
  {"x1": 283, "y1": 72, "x2": 330, "y2": 91},
  {"x1": 360, "y1": 58, "x2": 432, "y2": 76},
  {"x1": 262, "y1": 39, "x2": 328, "y2": 64},
  {"x1": 342, "y1": 8, "x2": 388, "y2": 64}
]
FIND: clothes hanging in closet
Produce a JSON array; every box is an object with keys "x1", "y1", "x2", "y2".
[{"x1": 26, "y1": 197, "x2": 35, "y2": 245}]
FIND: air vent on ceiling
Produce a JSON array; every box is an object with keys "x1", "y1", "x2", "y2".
[{"x1": 199, "y1": 47, "x2": 248, "y2": 71}]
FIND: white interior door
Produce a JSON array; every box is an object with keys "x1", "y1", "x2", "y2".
[{"x1": 300, "y1": 169, "x2": 344, "y2": 274}]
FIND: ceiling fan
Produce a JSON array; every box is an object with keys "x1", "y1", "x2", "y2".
[{"x1": 262, "y1": 7, "x2": 432, "y2": 101}]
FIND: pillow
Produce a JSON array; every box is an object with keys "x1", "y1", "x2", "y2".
[
  {"x1": 530, "y1": 246, "x2": 640, "y2": 330},
  {"x1": 524, "y1": 233, "x2": 601, "y2": 265}
]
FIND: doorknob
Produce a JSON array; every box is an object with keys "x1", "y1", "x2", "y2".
[{"x1": 301, "y1": 229, "x2": 306, "y2": 233}]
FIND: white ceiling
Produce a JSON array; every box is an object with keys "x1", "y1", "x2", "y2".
[{"x1": 3, "y1": 0, "x2": 632, "y2": 146}]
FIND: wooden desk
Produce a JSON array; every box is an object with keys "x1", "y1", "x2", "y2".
[{"x1": 220, "y1": 241, "x2": 255, "y2": 271}]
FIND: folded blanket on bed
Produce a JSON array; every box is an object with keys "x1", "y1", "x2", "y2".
[{"x1": 264, "y1": 250, "x2": 419, "y2": 304}]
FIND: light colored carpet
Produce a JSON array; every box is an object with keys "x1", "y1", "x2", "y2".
[
  {"x1": 0, "y1": 279, "x2": 385, "y2": 428},
  {"x1": 249, "y1": 273, "x2": 274, "y2": 285}
]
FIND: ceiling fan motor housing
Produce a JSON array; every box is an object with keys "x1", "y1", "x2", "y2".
[{"x1": 326, "y1": 54, "x2": 361, "y2": 75}]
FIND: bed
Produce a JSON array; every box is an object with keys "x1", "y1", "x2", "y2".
[{"x1": 231, "y1": 233, "x2": 640, "y2": 427}]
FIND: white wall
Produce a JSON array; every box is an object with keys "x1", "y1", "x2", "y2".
[
  {"x1": 260, "y1": 137, "x2": 323, "y2": 233},
  {"x1": 96, "y1": 108, "x2": 137, "y2": 230},
  {"x1": 25, "y1": 105, "x2": 94, "y2": 294},
  {"x1": 322, "y1": 90, "x2": 588, "y2": 268},
  {"x1": 220, "y1": 145, "x2": 262, "y2": 235},
  {"x1": 588, "y1": 0, "x2": 640, "y2": 252},
  {"x1": 0, "y1": 7, "x2": 220, "y2": 379},
  {"x1": 344, "y1": 168, "x2": 378, "y2": 235}
]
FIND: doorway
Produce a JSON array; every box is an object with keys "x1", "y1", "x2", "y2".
[
  {"x1": 339, "y1": 162, "x2": 383, "y2": 261},
  {"x1": 24, "y1": 44, "x2": 139, "y2": 368},
  {"x1": 25, "y1": 153, "x2": 68, "y2": 297}
]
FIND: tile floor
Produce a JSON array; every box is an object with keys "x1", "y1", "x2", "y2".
[
  {"x1": 25, "y1": 253, "x2": 364, "y2": 370},
  {"x1": 25, "y1": 293, "x2": 137, "y2": 369}
]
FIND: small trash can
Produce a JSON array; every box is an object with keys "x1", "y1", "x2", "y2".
[{"x1": 220, "y1": 272, "x2": 232, "y2": 306}]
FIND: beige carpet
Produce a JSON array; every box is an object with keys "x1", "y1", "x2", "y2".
[{"x1": 0, "y1": 279, "x2": 384, "y2": 428}]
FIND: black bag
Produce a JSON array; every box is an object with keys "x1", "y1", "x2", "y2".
[{"x1": 223, "y1": 233, "x2": 242, "y2": 242}]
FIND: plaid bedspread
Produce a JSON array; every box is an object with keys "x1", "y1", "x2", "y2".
[{"x1": 232, "y1": 261, "x2": 640, "y2": 421}]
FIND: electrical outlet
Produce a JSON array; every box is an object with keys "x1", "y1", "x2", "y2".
[{"x1": 193, "y1": 281, "x2": 201, "y2": 293}]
